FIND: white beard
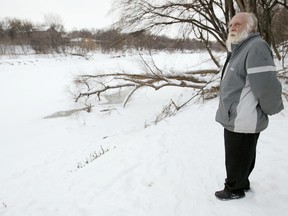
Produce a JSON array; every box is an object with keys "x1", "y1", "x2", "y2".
[{"x1": 226, "y1": 29, "x2": 250, "y2": 52}]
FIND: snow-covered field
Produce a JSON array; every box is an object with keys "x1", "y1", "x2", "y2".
[{"x1": 0, "y1": 51, "x2": 287, "y2": 216}]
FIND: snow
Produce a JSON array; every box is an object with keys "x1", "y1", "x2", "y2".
[{"x1": 0, "y1": 52, "x2": 287, "y2": 216}]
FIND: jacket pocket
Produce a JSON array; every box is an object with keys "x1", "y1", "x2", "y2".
[{"x1": 228, "y1": 101, "x2": 238, "y2": 122}]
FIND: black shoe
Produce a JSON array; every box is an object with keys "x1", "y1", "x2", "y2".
[{"x1": 215, "y1": 189, "x2": 245, "y2": 200}]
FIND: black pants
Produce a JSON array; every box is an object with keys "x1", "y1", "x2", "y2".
[{"x1": 224, "y1": 129, "x2": 260, "y2": 192}]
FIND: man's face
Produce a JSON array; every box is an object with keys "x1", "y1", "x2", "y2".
[
  {"x1": 229, "y1": 14, "x2": 248, "y2": 35},
  {"x1": 226, "y1": 13, "x2": 250, "y2": 51},
  {"x1": 228, "y1": 13, "x2": 249, "y2": 42}
]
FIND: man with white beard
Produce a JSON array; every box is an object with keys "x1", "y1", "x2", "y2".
[{"x1": 215, "y1": 12, "x2": 284, "y2": 200}]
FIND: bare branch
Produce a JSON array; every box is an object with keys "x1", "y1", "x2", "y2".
[{"x1": 73, "y1": 68, "x2": 219, "y2": 107}]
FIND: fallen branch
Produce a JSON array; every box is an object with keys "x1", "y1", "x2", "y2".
[{"x1": 73, "y1": 69, "x2": 219, "y2": 107}]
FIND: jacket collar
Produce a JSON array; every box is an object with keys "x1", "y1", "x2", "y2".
[{"x1": 230, "y1": 32, "x2": 260, "y2": 53}]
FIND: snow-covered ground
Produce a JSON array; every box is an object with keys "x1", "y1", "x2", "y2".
[{"x1": 0, "y1": 52, "x2": 287, "y2": 216}]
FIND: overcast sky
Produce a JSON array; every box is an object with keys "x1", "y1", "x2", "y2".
[{"x1": 0, "y1": 0, "x2": 115, "y2": 31}]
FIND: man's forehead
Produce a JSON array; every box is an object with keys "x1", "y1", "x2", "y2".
[{"x1": 230, "y1": 13, "x2": 248, "y2": 24}]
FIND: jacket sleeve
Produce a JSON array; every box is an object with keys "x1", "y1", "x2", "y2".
[{"x1": 246, "y1": 39, "x2": 284, "y2": 115}]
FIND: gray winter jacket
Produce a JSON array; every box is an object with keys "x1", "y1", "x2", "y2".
[{"x1": 216, "y1": 33, "x2": 284, "y2": 133}]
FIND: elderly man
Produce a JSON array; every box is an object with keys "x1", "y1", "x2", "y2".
[{"x1": 215, "y1": 12, "x2": 284, "y2": 200}]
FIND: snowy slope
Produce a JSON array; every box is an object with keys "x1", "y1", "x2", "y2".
[{"x1": 0, "y1": 53, "x2": 287, "y2": 216}]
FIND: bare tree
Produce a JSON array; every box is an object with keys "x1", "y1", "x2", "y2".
[
  {"x1": 44, "y1": 13, "x2": 64, "y2": 32},
  {"x1": 111, "y1": 0, "x2": 288, "y2": 60},
  {"x1": 0, "y1": 18, "x2": 34, "y2": 55},
  {"x1": 112, "y1": 0, "x2": 228, "y2": 52}
]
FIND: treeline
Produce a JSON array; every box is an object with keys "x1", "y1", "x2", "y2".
[{"x1": 0, "y1": 17, "x2": 223, "y2": 56}]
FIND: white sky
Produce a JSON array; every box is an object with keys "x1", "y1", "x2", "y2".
[{"x1": 0, "y1": 0, "x2": 115, "y2": 31}]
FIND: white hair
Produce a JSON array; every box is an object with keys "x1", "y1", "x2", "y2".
[{"x1": 246, "y1": 13, "x2": 258, "y2": 33}]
